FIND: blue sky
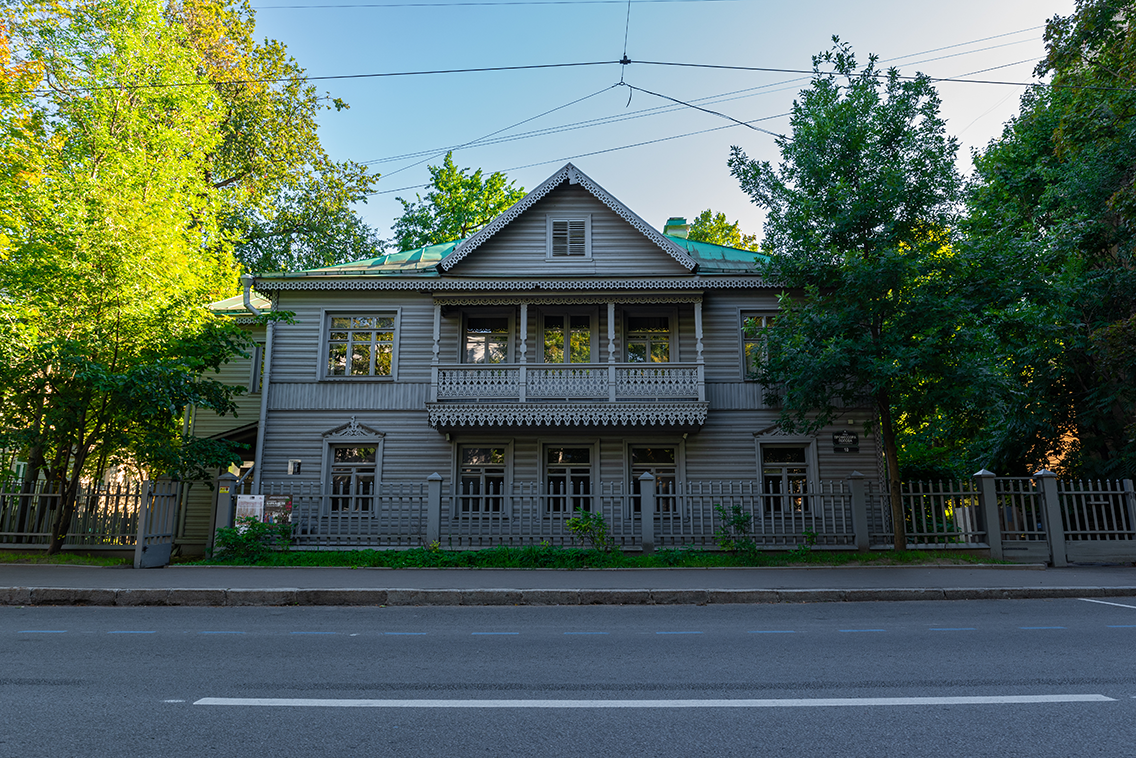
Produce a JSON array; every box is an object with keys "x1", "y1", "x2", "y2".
[{"x1": 250, "y1": 0, "x2": 1072, "y2": 244}]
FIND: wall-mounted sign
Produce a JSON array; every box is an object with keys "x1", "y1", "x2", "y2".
[
  {"x1": 235, "y1": 494, "x2": 265, "y2": 522},
  {"x1": 265, "y1": 495, "x2": 293, "y2": 524},
  {"x1": 832, "y1": 431, "x2": 859, "y2": 453}
]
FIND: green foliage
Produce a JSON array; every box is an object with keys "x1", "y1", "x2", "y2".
[
  {"x1": 960, "y1": 0, "x2": 1136, "y2": 478},
  {"x1": 728, "y1": 38, "x2": 966, "y2": 549},
  {"x1": 688, "y1": 209, "x2": 760, "y2": 251},
  {"x1": 713, "y1": 503, "x2": 755, "y2": 553},
  {"x1": 212, "y1": 516, "x2": 293, "y2": 563},
  {"x1": 566, "y1": 507, "x2": 616, "y2": 553},
  {"x1": 0, "y1": 0, "x2": 355, "y2": 553},
  {"x1": 391, "y1": 152, "x2": 525, "y2": 250},
  {"x1": 788, "y1": 529, "x2": 818, "y2": 560}
]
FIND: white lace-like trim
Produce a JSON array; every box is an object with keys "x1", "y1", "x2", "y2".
[
  {"x1": 426, "y1": 402, "x2": 709, "y2": 427},
  {"x1": 323, "y1": 416, "x2": 385, "y2": 439},
  {"x1": 432, "y1": 293, "x2": 703, "y2": 306},
  {"x1": 441, "y1": 164, "x2": 698, "y2": 272},
  {"x1": 255, "y1": 277, "x2": 769, "y2": 291}
]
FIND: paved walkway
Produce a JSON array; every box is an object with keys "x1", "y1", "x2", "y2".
[{"x1": 3, "y1": 563, "x2": 1136, "y2": 606}]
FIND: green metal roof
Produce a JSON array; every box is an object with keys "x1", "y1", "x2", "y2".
[
  {"x1": 208, "y1": 292, "x2": 271, "y2": 316},
  {"x1": 255, "y1": 234, "x2": 764, "y2": 279}
]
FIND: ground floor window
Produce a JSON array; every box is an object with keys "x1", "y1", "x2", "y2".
[
  {"x1": 761, "y1": 446, "x2": 809, "y2": 513},
  {"x1": 459, "y1": 446, "x2": 506, "y2": 514},
  {"x1": 329, "y1": 446, "x2": 377, "y2": 512},
  {"x1": 630, "y1": 446, "x2": 677, "y2": 514},
  {"x1": 546, "y1": 446, "x2": 592, "y2": 513}
]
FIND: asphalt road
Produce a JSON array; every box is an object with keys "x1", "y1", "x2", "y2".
[{"x1": 4, "y1": 599, "x2": 1136, "y2": 758}]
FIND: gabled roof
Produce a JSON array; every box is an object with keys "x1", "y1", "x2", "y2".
[{"x1": 439, "y1": 163, "x2": 699, "y2": 272}]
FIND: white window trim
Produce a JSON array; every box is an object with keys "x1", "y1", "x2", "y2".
[
  {"x1": 536, "y1": 306, "x2": 600, "y2": 364},
  {"x1": 754, "y1": 434, "x2": 819, "y2": 513},
  {"x1": 621, "y1": 306, "x2": 679, "y2": 363},
  {"x1": 546, "y1": 214, "x2": 592, "y2": 260},
  {"x1": 460, "y1": 308, "x2": 516, "y2": 365},
  {"x1": 538, "y1": 437, "x2": 599, "y2": 516},
  {"x1": 319, "y1": 419, "x2": 385, "y2": 516},
  {"x1": 451, "y1": 440, "x2": 514, "y2": 519},
  {"x1": 317, "y1": 309, "x2": 401, "y2": 381}
]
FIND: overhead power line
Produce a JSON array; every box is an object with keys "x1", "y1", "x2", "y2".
[{"x1": 256, "y1": 0, "x2": 745, "y2": 7}]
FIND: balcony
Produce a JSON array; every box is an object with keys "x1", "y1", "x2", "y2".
[{"x1": 427, "y1": 363, "x2": 708, "y2": 428}]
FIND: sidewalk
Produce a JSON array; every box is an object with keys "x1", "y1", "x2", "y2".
[{"x1": 2, "y1": 563, "x2": 1136, "y2": 606}]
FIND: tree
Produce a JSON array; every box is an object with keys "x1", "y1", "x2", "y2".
[
  {"x1": 728, "y1": 39, "x2": 965, "y2": 550},
  {"x1": 962, "y1": 0, "x2": 1136, "y2": 478},
  {"x1": 0, "y1": 0, "x2": 318, "y2": 553},
  {"x1": 391, "y1": 152, "x2": 525, "y2": 250},
  {"x1": 687, "y1": 209, "x2": 760, "y2": 251},
  {"x1": 168, "y1": 0, "x2": 379, "y2": 273}
]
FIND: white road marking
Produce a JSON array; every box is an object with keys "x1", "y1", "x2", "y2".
[
  {"x1": 1078, "y1": 598, "x2": 1136, "y2": 610},
  {"x1": 163, "y1": 700, "x2": 186, "y2": 703},
  {"x1": 193, "y1": 695, "x2": 1115, "y2": 708}
]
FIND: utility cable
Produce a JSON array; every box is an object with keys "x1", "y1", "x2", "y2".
[{"x1": 257, "y1": 0, "x2": 745, "y2": 7}]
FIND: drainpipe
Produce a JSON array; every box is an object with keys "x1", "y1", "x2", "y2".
[{"x1": 242, "y1": 274, "x2": 272, "y2": 495}]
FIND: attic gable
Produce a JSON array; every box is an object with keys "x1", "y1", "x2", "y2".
[{"x1": 440, "y1": 163, "x2": 698, "y2": 273}]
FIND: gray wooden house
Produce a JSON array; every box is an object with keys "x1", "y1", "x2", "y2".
[{"x1": 182, "y1": 164, "x2": 882, "y2": 554}]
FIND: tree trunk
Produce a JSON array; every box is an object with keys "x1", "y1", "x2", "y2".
[
  {"x1": 47, "y1": 453, "x2": 86, "y2": 555},
  {"x1": 877, "y1": 389, "x2": 907, "y2": 551}
]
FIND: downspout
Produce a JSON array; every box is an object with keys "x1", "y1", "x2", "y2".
[{"x1": 242, "y1": 274, "x2": 273, "y2": 496}]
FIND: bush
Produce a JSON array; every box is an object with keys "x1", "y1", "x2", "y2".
[
  {"x1": 212, "y1": 516, "x2": 293, "y2": 563},
  {"x1": 713, "y1": 503, "x2": 756, "y2": 553},
  {"x1": 566, "y1": 507, "x2": 616, "y2": 553}
]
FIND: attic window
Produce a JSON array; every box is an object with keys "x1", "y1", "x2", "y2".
[{"x1": 548, "y1": 216, "x2": 590, "y2": 259}]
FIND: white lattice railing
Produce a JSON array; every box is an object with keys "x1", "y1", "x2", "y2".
[
  {"x1": 526, "y1": 366, "x2": 607, "y2": 398},
  {"x1": 436, "y1": 366, "x2": 519, "y2": 398},
  {"x1": 434, "y1": 363, "x2": 702, "y2": 401}
]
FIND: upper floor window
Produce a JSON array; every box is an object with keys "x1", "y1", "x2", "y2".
[
  {"x1": 547, "y1": 216, "x2": 591, "y2": 259},
  {"x1": 542, "y1": 312, "x2": 592, "y2": 364},
  {"x1": 742, "y1": 313, "x2": 773, "y2": 380},
  {"x1": 249, "y1": 341, "x2": 265, "y2": 394},
  {"x1": 626, "y1": 315, "x2": 671, "y2": 363},
  {"x1": 463, "y1": 315, "x2": 511, "y2": 364},
  {"x1": 327, "y1": 315, "x2": 394, "y2": 377}
]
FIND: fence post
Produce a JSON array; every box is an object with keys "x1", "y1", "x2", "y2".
[
  {"x1": 848, "y1": 472, "x2": 869, "y2": 553},
  {"x1": 426, "y1": 473, "x2": 442, "y2": 545},
  {"x1": 1034, "y1": 469, "x2": 1067, "y2": 567},
  {"x1": 133, "y1": 480, "x2": 152, "y2": 569},
  {"x1": 1124, "y1": 480, "x2": 1136, "y2": 538},
  {"x1": 639, "y1": 472, "x2": 655, "y2": 554},
  {"x1": 209, "y1": 472, "x2": 237, "y2": 556},
  {"x1": 974, "y1": 469, "x2": 1003, "y2": 561}
]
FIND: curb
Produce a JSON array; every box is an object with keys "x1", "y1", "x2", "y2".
[{"x1": 3, "y1": 586, "x2": 1135, "y2": 607}]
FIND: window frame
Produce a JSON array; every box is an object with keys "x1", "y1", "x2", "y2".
[
  {"x1": 460, "y1": 308, "x2": 515, "y2": 365},
  {"x1": 539, "y1": 438, "x2": 599, "y2": 516},
  {"x1": 624, "y1": 439, "x2": 686, "y2": 517},
  {"x1": 537, "y1": 307, "x2": 599, "y2": 365},
  {"x1": 319, "y1": 420, "x2": 385, "y2": 516},
  {"x1": 451, "y1": 441, "x2": 513, "y2": 518},
  {"x1": 545, "y1": 214, "x2": 592, "y2": 260},
  {"x1": 754, "y1": 435, "x2": 818, "y2": 515},
  {"x1": 622, "y1": 307, "x2": 678, "y2": 364},
  {"x1": 739, "y1": 311, "x2": 775, "y2": 381},
  {"x1": 249, "y1": 341, "x2": 266, "y2": 394},
  {"x1": 318, "y1": 309, "x2": 401, "y2": 381}
]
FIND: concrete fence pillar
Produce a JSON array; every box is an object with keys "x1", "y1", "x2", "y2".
[
  {"x1": 426, "y1": 472, "x2": 442, "y2": 545},
  {"x1": 1124, "y1": 480, "x2": 1136, "y2": 538},
  {"x1": 848, "y1": 472, "x2": 869, "y2": 553},
  {"x1": 974, "y1": 469, "x2": 1003, "y2": 561},
  {"x1": 209, "y1": 472, "x2": 237, "y2": 555},
  {"x1": 1034, "y1": 469, "x2": 1067, "y2": 567},
  {"x1": 639, "y1": 472, "x2": 655, "y2": 554}
]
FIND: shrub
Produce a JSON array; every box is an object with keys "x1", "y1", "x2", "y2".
[
  {"x1": 212, "y1": 516, "x2": 293, "y2": 563},
  {"x1": 713, "y1": 503, "x2": 756, "y2": 553},
  {"x1": 566, "y1": 507, "x2": 616, "y2": 553}
]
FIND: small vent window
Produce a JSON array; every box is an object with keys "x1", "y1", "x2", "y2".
[{"x1": 549, "y1": 217, "x2": 589, "y2": 258}]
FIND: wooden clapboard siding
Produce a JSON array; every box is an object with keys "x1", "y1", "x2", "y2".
[
  {"x1": 448, "y1": 184, "x2": 691, "y2": 277},
  {"x1": 189, "y1": 323, "x2": 265, "y2": 439},
  {"x1": 700, "y1": 291, "x2": 780, "y2": 384}
]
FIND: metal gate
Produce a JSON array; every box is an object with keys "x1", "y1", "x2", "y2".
[{"x1": 134, "y1": 480, "x2": 180, "y2": 568}]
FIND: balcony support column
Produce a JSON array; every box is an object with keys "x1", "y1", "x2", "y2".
[
  {"x1": 694, "y1": 299, "x2": 705, "y2": 403},
  {"x1": 518, "y1": 302, "x2": 528, "y2": 403},
  {"x1": 607, "y1": 301, "x2": 617, "y2": 402}
]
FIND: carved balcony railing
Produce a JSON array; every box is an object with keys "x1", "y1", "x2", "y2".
[{"x1": 433, "y1": 363, "x2": 704, "y2": 402}]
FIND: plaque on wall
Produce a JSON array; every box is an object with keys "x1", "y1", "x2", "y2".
[{"x1": 832, "y1": 431, "x2": 859, "y2": 453}]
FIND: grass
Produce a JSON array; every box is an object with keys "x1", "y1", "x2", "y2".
[
  {"x1": 192, "y1": 544, "x2": 1004, "y2": 569},
  {"x1": 0, "y1": 551, "x2": 131, "y2": 567}
]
